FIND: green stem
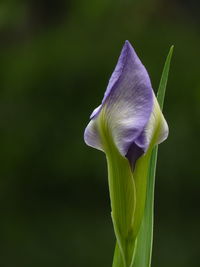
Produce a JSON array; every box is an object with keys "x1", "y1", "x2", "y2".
[
  {"x1": 98, "y1": 110, "x2": 137, "y2": 267},
  {"x1": 106, "y1": 144, "x2": 136, "y2": 267}
]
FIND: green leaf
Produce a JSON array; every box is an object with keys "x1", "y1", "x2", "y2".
[
  {"x1": 132, "y1": 46, "x2": 173, "y2": 267},
  {"x1": 157, "y1": 46, "x2": 174, "y2": 110}
]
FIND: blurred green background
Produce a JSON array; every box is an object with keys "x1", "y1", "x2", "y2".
[{"x1": 0, "y1": 0, "x2": 199, "y2": 266}]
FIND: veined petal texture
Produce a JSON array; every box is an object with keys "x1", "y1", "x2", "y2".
[{"x1": 84, "y1": 41, "x2": 168, "y2": 167}]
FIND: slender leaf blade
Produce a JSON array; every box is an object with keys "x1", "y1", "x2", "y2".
[
  {"x1": 157, "y1": 46, "x2": 174, "y2": 110},
  {"x1": 132, "y1": 46, "x2": 173, "y2": 267}
]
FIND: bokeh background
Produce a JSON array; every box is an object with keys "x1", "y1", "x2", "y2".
[{"x1": 0, "y1": 0, "x2": 199, "y2": 266}]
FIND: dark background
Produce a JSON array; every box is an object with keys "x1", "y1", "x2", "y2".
[{"x1": 0, "y1": 0, "x2": 199, "y2": 266}]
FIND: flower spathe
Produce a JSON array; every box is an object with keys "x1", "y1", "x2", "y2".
[{"x1": 84, "y1": 40, "x2": 168, "y2": 169}]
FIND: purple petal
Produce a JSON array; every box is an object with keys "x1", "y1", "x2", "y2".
[
  {"x1": 126, "y1": 143, "x2": 144, "y2": 170},
  {"x1": 85, "y1": 41, "x2": 154, "y2": 166}
]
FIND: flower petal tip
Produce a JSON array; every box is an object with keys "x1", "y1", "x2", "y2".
[{"x1": 84, "y1": 41, "x2": 168, "y2": 169}]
